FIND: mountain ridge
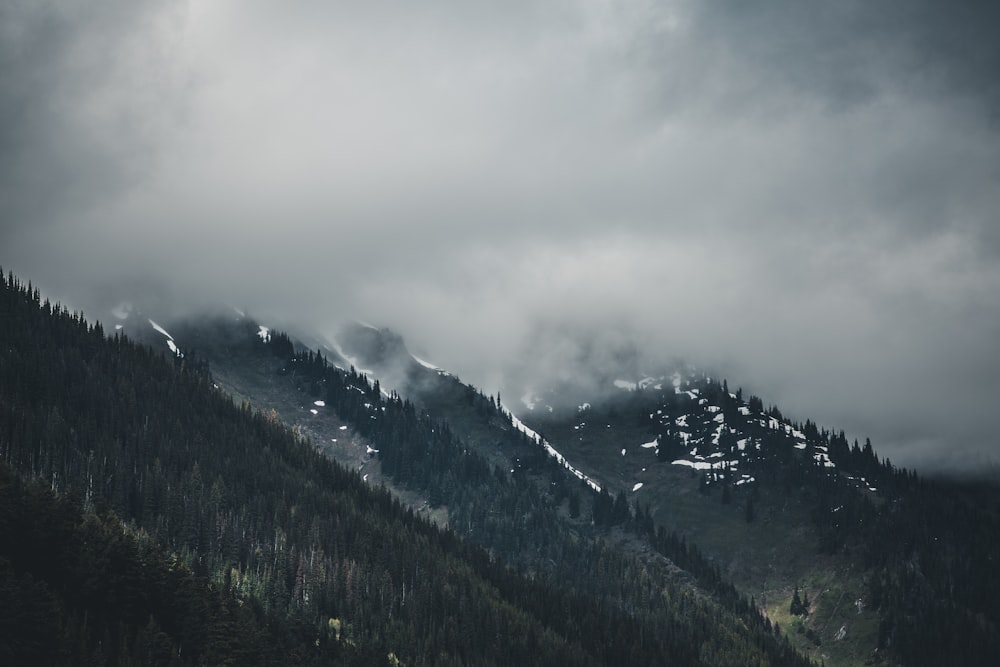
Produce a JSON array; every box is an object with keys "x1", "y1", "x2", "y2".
[
  {"x1": 7, "y1": 276, "x2": 999, "y2": 665},
  {"x1": 0, "y1": 268, "x2": 814, "y2": 666}
]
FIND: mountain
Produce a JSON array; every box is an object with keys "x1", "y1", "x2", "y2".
[
  {"x1": 497, "y1": 371, "x2": 1000, "y2": 666},
  {"x1": 0, "y1": 270, "x2": 816, "y2": 666},
  {"x1": 300, "y1": 322, "x2": 1000, "y2": 666},
  {"x1": 5, "y1": 270, "x2": 998, "y2": 665}
]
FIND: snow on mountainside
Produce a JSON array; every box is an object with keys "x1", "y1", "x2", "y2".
[
  {"x1": 515, "y1": 369, "x2": 883, "y2": 501},
  {"x1": 106, "y1": 303, "x2": 882, "y2": 515},
  {"x1": 106, "y1": 301, "x2": 186, "y2": 358},
  {"x1": 107, "y1": 304, "x2": 879, "y2": 504},
  {"x1": 324, "y1": 322, "x2": 881, "y2": 505},
  {"x1": 70, "y1": 304, "x2": 998, "y2": 666},
  {"x1": 503, "y1": 403, "x2": 602, "y2": 492}
]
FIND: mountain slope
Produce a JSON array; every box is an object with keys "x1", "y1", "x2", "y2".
[
  {"x1": 53, "y1": 290, "x2": 1000, "y2": 666},
  {"x1": 514, "y1": 373, "x2": 1000, "y2": 666},
  {"x1": 0, "y1": 270, "x2": 815, "y2": 666},
  {"x1": 324, "y1": 324, "x2": 1000, "y2": 666}
]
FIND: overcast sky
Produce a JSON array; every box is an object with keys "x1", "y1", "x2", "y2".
[{"x1": 3, "y1": 0, "x2": 999, "y2": 474}]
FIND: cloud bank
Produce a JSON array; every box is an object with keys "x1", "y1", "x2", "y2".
[{"x1": 3, "y1": 0, "x2": 999, "y2": 474}]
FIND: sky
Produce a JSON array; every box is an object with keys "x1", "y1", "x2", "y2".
[{"x1": 3, "y1": 0, "x2": 999, "y2": 475}]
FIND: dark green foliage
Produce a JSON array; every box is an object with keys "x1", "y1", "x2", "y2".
[
  {"x1": 514, "y1": 365, "x2": 1000, "y2": 665},
  {"x1": 790, "y1": 585, "x2": 806, "y2": 617},
  {"x1": 0, "y1": 466, "x2": 351, "y2": 667},
  {"x1": 568, "y1": 489, "x2": 581, "y2": 518},
  {"x1": 0, "y1": 269, "x2": 814, "y2": 666},
  {"x1": 281, "y1": 345, "x2": 811, "y2": 665}
]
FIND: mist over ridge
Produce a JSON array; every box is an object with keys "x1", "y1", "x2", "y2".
[{"x1": 3, "y1": 0, "x2": 999, "y2": 475}]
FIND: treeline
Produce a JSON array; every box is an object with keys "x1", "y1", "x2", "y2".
[
  {"x1": 0, "y1": 464, "x2": 372, "y2": 666},
  {"x1": 694, "y1": 380, "x2": 1000, "y2": 665},
  {"x1": 0, "y1": 269, "x2": 811, "y2": 666},
  {"x1": 604, "y1": 373, "x2": 1000, "y2": 665},
  {"x1": 0, "y1": 271, "x2": 604, "y2": 665},
  {"x1": 282, "y1": 347, "x2": 811, "y2": 667}
]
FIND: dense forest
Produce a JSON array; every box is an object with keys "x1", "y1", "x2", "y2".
[
  {"x1": 520, "y1": 368, "x2": 1000, "y2": 665},
  {"x1": 278, "y1": 343, "x2": 806, "y2": 662},
  {"x1": 5, "y1": 265, "x2": 997, "y2": 665},
  {"x1": 659, "y1": 380, "x2": 1000, "y2": 665},
  {"x1": 320, "y1": 323, "x2": 1000, "y2": 665},
  {"x1": 0, "y1": 269, "x2": 814, "y2": 665}
]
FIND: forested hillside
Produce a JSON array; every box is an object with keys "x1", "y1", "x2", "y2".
[
  {"x1": 518, "y1": 374, "x2": 1000, "y2": 666},
  {"x1": 0, "y1": 269, "x2": 813, "y2": 665},
  {"x1": 331, "y1": 323, "x2": 1000, "y2": 666}
]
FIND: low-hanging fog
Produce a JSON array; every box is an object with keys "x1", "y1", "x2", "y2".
[{"x1": 3, "y1": 0, "x2": 999, "y2": 475}]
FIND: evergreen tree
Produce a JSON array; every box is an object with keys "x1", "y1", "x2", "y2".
[{"x1": 791, "y1": 585, "x2": 803, "y2": 616}]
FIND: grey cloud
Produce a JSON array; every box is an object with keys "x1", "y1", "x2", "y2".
[
  {"x1": 0, "y1": 0, "x2": 185, "y2": 230},
  {"x1": 671, "y1": 0, "x2": 1000, "y2": 113},
  {"x1": 2, "y1": 1, "x2": 998, "y2": 475}
]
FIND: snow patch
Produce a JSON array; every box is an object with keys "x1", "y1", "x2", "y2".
[
  {"x1": 632, "y1": 482, "x2": 644, "y2": 492},
  {"x1": 613, "y1": 379, "x2": 637, "y2": 391},
  {"x1": 413, "y1": 354, "x2": 450, "y2": 376},
  {"x1": 148, "y1": 319, "x2": 173, "y2": 340},
  {"x1": 412, "y1": 354, "x2": 439, "y2": 370},
  {"x1": 339, "y1": 425, "x2": 348, "y2": 431},
  {"x1": 640, "y1": 439, "x2": 658, "y2": 449},
  {"x1": 257, "y1": 325, "x2": 270, "y2": 343},
  {"x1": 505, "y1": 404, "x2": 601, "y2": 492},
  {"x1": 671, "y1": 459, "x2": 715, "y2": 471},
  {"x1": 314, "y1": 400, "x2": 325, "y2": 407},
  {"x1": 813, "y1": 452, "x2": 836, "y2": 468},
  {"x1": 310, "y1": 409, "x2": 318, "y2": 415}
]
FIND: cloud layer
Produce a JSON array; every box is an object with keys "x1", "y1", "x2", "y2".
[{"x1": 4, "y1": 0, "x2": 999, "y2": 474}]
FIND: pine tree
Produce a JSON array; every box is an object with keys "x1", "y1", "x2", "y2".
[{"x1": 791, "y1": 585, "x2": 803, "y2": 616}]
